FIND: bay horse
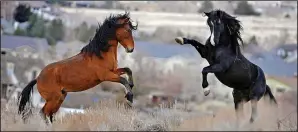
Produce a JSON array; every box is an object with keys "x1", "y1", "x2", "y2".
[
  {"x1": 18, "y1": 12, "x2": 138, "y2": 123},
  {"x1": 175, "y1": 10, "x2": 277, "y2": 125}
]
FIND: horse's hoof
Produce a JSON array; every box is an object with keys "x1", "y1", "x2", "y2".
[
  {"x1": 249, "y1": 118, "x2": 254, "y2": 123},
  {"x1": 203, "y1": 87, "x2": 210, "y2": 96},
  {"x1": 125, "y1": 92, "x2": 133, "y2": 103},
  {"x1": 175, "y1": 37, "x2": 184, "y2": 45},
  {"x1": 129, "y1": 83, "x2": 134, "y2": 89},
  {"x1": 202, "y1": 81, "x2": 209, "y2": 88}
]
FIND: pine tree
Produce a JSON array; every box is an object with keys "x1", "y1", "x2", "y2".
[
  {"x1": 75, "y1": 22, "x2": 90, "y2": 42},
  {"x1": 47, "y1": 19, "x2": 65, "y2": 41},
  {"x1": 26, "y1": 14, "x2": 46, "y2": 38},
  {"x1": 14, "y1": 27, "x2": 27, "y2": 36}
]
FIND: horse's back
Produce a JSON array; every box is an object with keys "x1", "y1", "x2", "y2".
[{"x1": 37, "y1": 54, "x2": 88, "y2": 88}]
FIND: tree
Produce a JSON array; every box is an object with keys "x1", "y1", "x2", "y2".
[
  {"x1": 198, "y1": 1, "x2": 213, "y2": 13},
  {"x1": 14, "y1": 27, "x2": 27, "y2": 36},
  {"x1": 26, "y1": 14, "x2": 46, "y2": 38},
  {"x1": 86, "y1": 25, "x2": 97, "y2": 41},
  {"x1": 74, "y1": 22, "x2": 91, "y2": 42},
  {"x1": 27, "y1": 13, "x2": 38, "y2": 26},
  {"x1": 248, "y1": 35, "x2": 258, "y2": 45},
  {"x1": 13, "y1": 4, "x2": 32, "y2": 23},
  {"x1": 234, "y1": 1, "x2": 260, "y2": 16},
  {"x1": 47, "y1": 19, "x2": 65, "y2": 42},
  {"x1": 45, "y1": 35, "x2": 56, "y2": 46}
]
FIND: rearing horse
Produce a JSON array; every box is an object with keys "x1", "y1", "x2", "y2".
[
  {"x1": 18, "y1": 12, "x2": 138, "y2": 123},
  {"x1": 175, "y1": 10, "x2": 277, "y2": 125}
]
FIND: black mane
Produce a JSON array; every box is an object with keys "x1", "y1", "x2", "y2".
[
  {"x1": 207, "y1": 9, "x2": 244, "y2": 52},
  {"x1": 80, "y1": 12, "x2": 137, "y2": 58}
]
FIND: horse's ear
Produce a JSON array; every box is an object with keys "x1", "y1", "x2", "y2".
[{"x1": 204, "y1": 12, "x2": 210, "y2": 17}]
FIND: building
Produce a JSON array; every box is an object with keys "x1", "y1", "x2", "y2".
[
  {"x1": 1, "y1": 34, "x2": 49, "y2": 106},
  {"x1": 1, "y1": 49, "x2": 45, "y2": 106},
  {"x1": 1, "y1": 35, "x2": 49, "y2": 59}
]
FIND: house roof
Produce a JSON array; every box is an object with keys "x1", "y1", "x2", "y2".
[{"x1": 1, "y1": 35, "x2": 49, "y2": 51}]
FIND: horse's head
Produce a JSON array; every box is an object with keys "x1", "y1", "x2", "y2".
[
  {"x1": 81, "y1": 12, "x2": 138, "y2": 58},
  {"x1": 204, "y1": 9, "x2": 242, "y2": 46},
  {"x1": 113, "y1": 12, "x2": 138, "y2": 53}
]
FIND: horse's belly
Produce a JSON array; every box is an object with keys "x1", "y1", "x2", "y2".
[
  {"x1": 215, "y1": 72, "x2": 251, "y2": 88},
  {"x1": 66, "y1": 80, "x2": 101, "y2": 92},
  {"x1": 58, "y1": 66, "x2": 101, "y2": 92},
  {"x1": 61, "y1": 76, "x2": 101, "y2": 92}
]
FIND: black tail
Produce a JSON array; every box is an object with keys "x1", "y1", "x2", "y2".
[
  {"x1": 265, "y1": 85, "x2": 277, "y2": 105},
  {"x1": 18, "y1": 79, "x2": 37, "y2": 117}
]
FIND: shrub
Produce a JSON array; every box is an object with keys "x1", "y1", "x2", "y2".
[
  {"x1": 198, "y1": 1, "x2": 214, "y2": 13},
  {"x1": 234, "y1": 1, "x2": 261, "y2": 16}
]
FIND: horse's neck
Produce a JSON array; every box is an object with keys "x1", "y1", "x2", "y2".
[
  {"x1": 220, "y1": 33, "x2": 240, "y2": 55},
  {"x1": 220, "y1": 33, "x2": 232, "y2": 46},
  {"x1": 105, "y1": 44, "x2": 118, "y2": 60}
]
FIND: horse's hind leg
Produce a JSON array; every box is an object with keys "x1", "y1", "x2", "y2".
[
  {"x1": 40, "y1": 91, "x2": 67, "y2": 124},
  {"x1": 232, "y1": 89, "x2": 246, "y2": 128},
  {"x1": 249, "y1": 81, "x2": 266, "y2": 123}
]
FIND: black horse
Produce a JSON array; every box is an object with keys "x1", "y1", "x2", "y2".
[{"x1": 175, "y1": 9, "x2": 277, "y2": 124}]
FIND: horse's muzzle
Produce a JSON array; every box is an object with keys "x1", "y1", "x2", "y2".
[{"x1": 126, "y1": 48, "x2": 134, "y2": 53}]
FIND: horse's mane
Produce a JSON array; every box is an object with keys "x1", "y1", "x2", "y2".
[
  {"x1": 207, "y1": 9, "x2": 244, "y2": 50},
  {"x1": 80, "y1": 12, "x2": 137, "y2": 58}
]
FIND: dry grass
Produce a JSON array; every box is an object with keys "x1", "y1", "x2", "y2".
[
  {"x1": 1, "y1": 99, "x2": 184, "y2": 131},
  {"x1": 1, "y1": 92, "x2": 296, "y2": 131}
]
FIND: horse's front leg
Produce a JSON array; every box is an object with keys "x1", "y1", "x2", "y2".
[
  {"x1": 115, "y1": 67, "x2": 134, "y2": 88},
  {"x1": 202, "y1": 71, "x2": 210, "y2": 96},
  {"x1": 104, "y1": 71, "x2": 134, "y2": 104},
  {"x1": 201, "y1": 62, "x2": 230, "y2": 96},
  {"x1": 175, "y1": 37, "x2": 208, "y2": 58}
]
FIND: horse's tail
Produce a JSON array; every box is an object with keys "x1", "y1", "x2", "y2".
[
  {"x1": 265, "y1": 84, "x2": 277, "y2": 105},
  {"x1": 18, "y1": 79, "x2": 37, "y2": 116}
]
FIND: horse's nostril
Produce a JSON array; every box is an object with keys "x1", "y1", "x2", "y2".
[{"x1": 126, "y1": 48, "x2": 134, "y2": 53}]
